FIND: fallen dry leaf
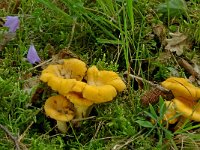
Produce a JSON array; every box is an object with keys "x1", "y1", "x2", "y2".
[
  {"x1": 152, "y1": 24, "x2": 167, "y2": 46},
  {"x1": 0, "y1": 32, "x2": 16, "y2": 51},
  {"x1": 41, "y1": 48, "x2": 81, "y2": 69},
  {"x1": 165, "y1": 32, "x2": 191, "y2": 56},
  {"x1": 0, "y1": 0, "x2": 20, "y2": 13}
]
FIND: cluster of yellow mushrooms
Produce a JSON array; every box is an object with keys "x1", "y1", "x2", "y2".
[
  {"x1": 161, "y1": 77, "x2": 200, "y2": 128},
  {"x1": 40, "y1": 58, "x2": 200, "y2": 132},
  {"x1": 40, "y1": 58, "x2": 126, "y2": 133}
]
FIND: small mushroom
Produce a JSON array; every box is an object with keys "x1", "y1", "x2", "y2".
[
  {"x1": 173, "y1": 97, "x2": 200, "y2": 122},
  {"x1": 44, "y1": 95, "x2": 75, "y2": 133},
  {"x1": 161, "y1": 77, "x2": 200, "y2": 101},
  {"x1": 163, "y1": 101, "x2": 179, "y2": 125}
]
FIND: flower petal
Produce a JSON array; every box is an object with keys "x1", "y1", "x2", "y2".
[
  {"x1": 27, "y1": 44, "x2": 41, "y2": 64},
  {"x1": 4, "y1": 16, "x2": 19, "y2": 32}
]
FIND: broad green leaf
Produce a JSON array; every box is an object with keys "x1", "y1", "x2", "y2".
[
  {"x1": 149, "y1": 104, "x2": 158, "y2": 119},
  {"x1": 144, "y1": 111, "x2": 157, "y2": 120},
  {"x1": 135, "y1": 120, "x2": 154, "y2": 128},
  {"x1": 158, "y1": 96, "x2": 166, "y2": 119},
  {"x1": 37, "y1": 0, "x2": 73, "y2": 23},
  {"x1": 157, "y1": 0, "x2": 187, "y2": 17}
]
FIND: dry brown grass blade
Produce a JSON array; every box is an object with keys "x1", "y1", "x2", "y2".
[
  {"x1": 178, "y1": 58, "x2": 200, "y2": 80},
  {"x1": 0, "y1": 124, "x2": 21, "y2": 150}
]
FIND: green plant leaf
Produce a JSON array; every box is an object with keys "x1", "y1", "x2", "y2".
[
  {"x1": 135, "y1": 120, "x2": 154, "y2": 128},
  {"x1": 158, "y1": 96, "x2": 166, "y2": 119},
  {"x1": 144, "y1": 111, "x2": 157, "y2": 120},
  {"x1": 157, "y1": 0, "x2": 187, "y2": 18},
  {"x1": 149, "y1": 104, "x2": 158, "y2": 119},
  {"x1": 37, "y1": 0, "x2": 73, "y2": 23}
]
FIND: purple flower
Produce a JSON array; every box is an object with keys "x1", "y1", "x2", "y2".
[
  {"x1": 4, "y1": 16, "x2": 19, "y2": 32},
  {"x1": 27, "y1": 44, "x2": 41, "y2": 64}
]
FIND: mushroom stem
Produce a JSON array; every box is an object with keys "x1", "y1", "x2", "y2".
[
  {"x1": 56, "y1": 121, "x2": 68, "y2": 133},
  {"x1": 174, "y1": 116, "x2": 188, "y2": 131},
  {"x1": 74, "y1": 105, "x2": 93, "y2": 119}
]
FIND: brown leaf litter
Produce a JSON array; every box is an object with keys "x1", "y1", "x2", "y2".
[{"x1": 165, "y1": 32, "x2": 191, "y2": 56}]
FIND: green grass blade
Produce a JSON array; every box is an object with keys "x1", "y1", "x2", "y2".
[
  {"x1": 126, "y1": 0, "x2": 134, "y2": 31},
  {"x1": 37, "y1": 0, "x2": 73, "y2": 23}
]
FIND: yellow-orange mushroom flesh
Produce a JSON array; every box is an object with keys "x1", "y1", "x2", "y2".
[{"x1": 44, "y1": 95, "x2": 75, "y2": 133}]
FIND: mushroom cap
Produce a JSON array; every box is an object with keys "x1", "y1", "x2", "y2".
[
  {"x1": 163, "y1": 101, "x2": 178, "y2": 124},
  {"x1": 46, "y1": 76, "x2": 87, "y2": 96},
  {"x1": 47, "y1": 77, "x2": 77, "y2": 95},
  {"x1": 40, "y1": 58, "x2": 87, "y2": 82},
  {"x1": 86, "y1": 66, "x2": 126, "y2": 92},
  {"x1": 82, "y1": 84, "x2": 117, "y2": 103},
  {"x1": 161, "y1": 77, "x2": 200, "y2": 101},
  {"x1": 62, "y1": 58, "x2": 87, "y2": 81},
  {"x1": 44, "y1": 95, "x2": 75, "y2": 122},
  {"x1": 40, "y1": 65, "x2": 63, "y2": 82},
  {"x1": 40, "y1": 59, "x2": 88, "y2": 96},
  {"x1": 66, "y1": 92, "x2": 93, "y2": 106},
  {"x1": 173, "y1": 97, "x2": 200, "y2": 122}
]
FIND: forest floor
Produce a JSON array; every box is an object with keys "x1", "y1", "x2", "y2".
[{"x1": 0, "y1": 0, "x2": 200, "y2": 149}]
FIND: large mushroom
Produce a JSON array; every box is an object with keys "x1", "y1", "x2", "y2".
[
  {"x1": 161, "y1": 77, "x2": 200, "y2": 101},
  {"x1": 40, "y1": 59, "x2": 126, "y2": 120},
  {"x1": 44, "y1": 95, "x2": 75, "y2": 133},
  {"x1": 86, "y1": 66, "x2": 126, "y2": 92},
  {"x1": 82, "y1": 66, "x2": 126, "y2": 103},
  {"x1": 160, "y1": 77, "x2": 200, "y2": 129},
  {"x1": 61, "y1": 58, "x2": 87, "y2": 80},
  {"x1": 40, "y1": 58, "x2": 87, "y2": 82}
]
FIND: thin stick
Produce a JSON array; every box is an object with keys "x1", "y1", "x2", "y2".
[
  {"x1": 92, "y1": 121, "x2": 104, "y2": 139},
  {"x1": 124, "y1": 71, "x2": 170, "y2": 93},
  {"x1": 18, "y1": 121, "x2": 34, "y2": 142},
  {"x1": 71, "y1": 116, "x2": 96, "y2": 122},
  {"x1": 112, "y1": 130, "x2": 143, "y2": 150},
  {"x1": 28, "y1": 58, "x2": 53, "y2": 71},
  {"x1": 178, "y1": 58, "x2": 200, "y2": 79},
  {"x1": 0, "y1": 124, "x2": 21, "y2": 150},
  {"x1": 95, "y1": 136, "x2": 122, "y2": 141},
  {"x1": 67, "y1": 20, "x2": 76, "y2": 49}
]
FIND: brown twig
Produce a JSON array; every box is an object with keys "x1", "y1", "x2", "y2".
[
  {"x1": 71, "y1": 116, "x2": 96, "y2": 122},
  {"x1": 124, "y1": 71, "x2": 170, "y2": 93},
  {"x1": 178, "y1": 58, "x2": 200, "y2": 79},
  {"x1": 18, "y1": 121, "x2": 34, "y2": 142},
  {"x1": 92, "y1": 121, "x2": 105, "y2": 139},
  {"x1": 0, "y1": 124, "x2": 21, "y2": 150},
  {"x1": 112, "y1": 130, "x2": 143, "y2": 150},
  {"x1": 28, "y1": 58, "x2": 53, "y2": 71},
  {"x1": 124, "y1": 72, "x2": 175, "y2": 105}
]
